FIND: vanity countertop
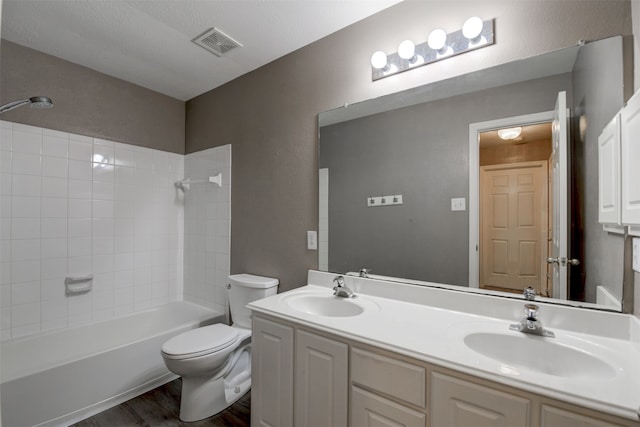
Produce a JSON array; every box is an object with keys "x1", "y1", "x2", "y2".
[{"x1": 248, "y1": 271, "x2": 640, "y2": 422}]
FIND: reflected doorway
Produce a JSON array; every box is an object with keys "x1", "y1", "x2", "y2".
[{"x1": 478, "y1": 123, "x2": 553, "y2": 296}]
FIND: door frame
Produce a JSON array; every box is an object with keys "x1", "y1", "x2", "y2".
[{"x1": 468, "y1": 110, "x2": 554, "y2": 289}]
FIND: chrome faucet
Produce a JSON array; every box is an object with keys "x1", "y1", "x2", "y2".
[
  {"x1": 333, "y1": 275, "x2": 356, "y2": 298},
  {"x1": 509, "y1": 303, "x2": 555, "y2": 337},
  {"x1": 359, "y1": 268, "x2": 371, "y2": 278},
  {"x1": 523, "y1": 286, "x2": 536, "y2": 301}
]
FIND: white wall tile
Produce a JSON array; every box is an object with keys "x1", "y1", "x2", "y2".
[
  {"x1": 68, "y1": 199, "x2": 91, "y2": 218},
  {"x1": 11, "y1": 239, "x2": 40, "y2": 261},
  {"x1": 68, "y1": 160, "x2": 92, "y2": 181},
  {"x1": 12, "y1": 152, "x2": 41, "y2": 175},
  {"x1": 68, "y1": 137, "x2": 93, "y2": 162},
  {"x1": 2, "y1": 122, "x2": 189, "y2": 340},
  {"x1": 41, "y1": 238, "x2": 67, "y2": 259},
  {"x1": 12, "y1": 281, "x2": 40, "y2": 305},
  {"x1": 41, "y1": 259, "x2": 66, "y2": 280},
  {"x1": 42, "y1": 130, "x2": 69, "y2": 158},
  {"x1": 68, "y1": 237, "x2": 92, "y2": 258},
  {"x1": 42, "y1": 156, "x2": 68, "y2": 178},
  {"x1": 93, "y1": 139, "x2": 115, "y2": 165},
  {"x1": 12, "y1": 196, "x2": 40, "y2": 218},
  {"x1": 12, "y1": 174, "x2": 41, "y2": 197},
  {"x1": 12, "y1": 218, "x2": 40, "y2": 239},
  {"x1": 68, "y1": 179, "x2": 92, "y2": 199},
  {"x1": 68, "y1": 218, "x2": 92, "y2": 238},
  {"x1": 12, "y1": 127, "x2": 42, "y2": 155},
  {"x1": 11, "y1": 260, "x2": 40, "y2": 283},
  {"x1": 41, "y1": 197, "x2": 67, "y2": 218},
  {"x1": 42, "y1": 177, "x2": 67, "y2": 198}
]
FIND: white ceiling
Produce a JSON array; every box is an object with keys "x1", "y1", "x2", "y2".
[{"x1": 1, "y1": 0, "x2": 403, "y2": 101}]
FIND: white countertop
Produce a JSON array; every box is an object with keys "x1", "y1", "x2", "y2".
[{"x1": 248, "y1": 271, "x2": 640, "y2": 421}]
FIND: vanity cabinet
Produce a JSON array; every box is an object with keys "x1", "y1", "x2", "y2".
[
  {"x1": 431, "y1": 372, "x2": 530, "y2": 427},
  {"x1": 251, "y1": 315, "x2": 295, "y2": 427},
  {"x1": 350, "y1": 347, "x2": 427, "y2": 427},
  {"x1": 251, "y1": 313, "x2": 638, "y2": 427},
  {"x1": 294, "y1": 329, "x2": 348, "y2": 427}
]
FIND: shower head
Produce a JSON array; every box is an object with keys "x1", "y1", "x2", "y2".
[{"x1": 0, "y1": 96, "x2": 54, "y2": 114}]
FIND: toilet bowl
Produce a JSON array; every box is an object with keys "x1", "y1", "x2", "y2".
[{"x1": 161, "y1": 274, "x2": 278, "y2": 422}]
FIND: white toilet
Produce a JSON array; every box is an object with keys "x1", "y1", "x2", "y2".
[{"x1": 161, "y1": 274, "x2": 279, "y2": 422}]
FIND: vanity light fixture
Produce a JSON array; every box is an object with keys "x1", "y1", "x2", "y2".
[
  {"x1": 370, "y1": 17, "x2": 494, "y2": 81},
  {"x1": 497, "y1": 127, "x2": 522, "y2": 140}
]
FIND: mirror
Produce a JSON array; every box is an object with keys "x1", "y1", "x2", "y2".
[{"x1": 318, "y1": 36, "x2": 627, "y2": 311}]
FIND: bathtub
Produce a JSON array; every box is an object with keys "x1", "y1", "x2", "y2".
[{"x1": 1, "y1": 301, "x2": 224, "y2": 427}]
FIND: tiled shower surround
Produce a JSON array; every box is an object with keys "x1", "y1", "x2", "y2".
[{"x1": 0, "y1": 121, "x2": 231, "y2": 340}]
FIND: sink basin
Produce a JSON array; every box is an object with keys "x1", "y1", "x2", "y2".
[
  {"x1": 463, "y1": 332, "x2": 617, "y2": 380},
  {"x1": 284, "y1": 294, "x2": 377, "y2": 317}
]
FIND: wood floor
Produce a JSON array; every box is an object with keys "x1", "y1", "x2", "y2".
[{"x1": 71, "y1": 379, "x2": 250, "y2": 427}]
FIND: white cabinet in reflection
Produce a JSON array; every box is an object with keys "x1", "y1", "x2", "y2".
[
  {"x1": 598, "y1": 112, "x2": 622, "y2": 225},
  {"x1": 621, "y1": 90, "x2": 640, "y2": 225}
]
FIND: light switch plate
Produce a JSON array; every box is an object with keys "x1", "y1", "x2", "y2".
[
  {"x1": 307, "y1": 231, "x2": 318, "y2": 250},
  {"x1": 451, "y1": 198, "x2": 466, "y2": 211},
  {"x1": 633, "y1": 237, "x2": 640, "y2": 273}
]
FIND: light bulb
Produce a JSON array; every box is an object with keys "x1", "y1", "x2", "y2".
[
  {"x1": 370, "y1": 51, "x2": 388, "y2": 69},
  {"x1": 398, "y1": 40, "x2": 416, "y2": 60},
  {"x1": 427, "y1": 29, "x2": 447, "y2": 51},
  {"x1": 462, "y1": 16, "x2": 483, "y2": 40},
  {"x1": 497, "y1": 127, "x2": 522, "y2": 140}
]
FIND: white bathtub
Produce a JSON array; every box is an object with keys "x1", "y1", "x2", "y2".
[{"x1": 0, "y1": 301, "x2": 224, "y2": 427}]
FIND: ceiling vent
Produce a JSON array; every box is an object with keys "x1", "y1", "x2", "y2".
[{"x1": 192, "y1": 27, "x2": 243, "y2": 57}]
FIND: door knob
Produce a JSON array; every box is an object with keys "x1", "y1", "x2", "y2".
[{"x1": 546, "y1": 257, "x2": 580, "y2": 266}]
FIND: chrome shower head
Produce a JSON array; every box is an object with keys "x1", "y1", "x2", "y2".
[
  {"x1": 0, "y1": 96, "x2": 54, "y2": 114},
  {"x1": 28, "y1": 96, "x2": 54, "y2": 109}
]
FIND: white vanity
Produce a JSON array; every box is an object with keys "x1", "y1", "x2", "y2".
[{"x1": 248, "y1": 270, "x2": 640, "y2": 427}]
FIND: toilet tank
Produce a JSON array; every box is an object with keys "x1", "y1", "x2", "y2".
[{"x1": 228, "y1": 274, "x2": 279, "y2": 328}]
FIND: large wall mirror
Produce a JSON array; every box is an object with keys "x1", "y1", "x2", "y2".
[{"x1": 318, "y1": 36, "x2": 629, "y2": 311}]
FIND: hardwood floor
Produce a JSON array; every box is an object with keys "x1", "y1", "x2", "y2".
[{"x1": 71, "y1": 379, "x2": 250, "y2": 427}]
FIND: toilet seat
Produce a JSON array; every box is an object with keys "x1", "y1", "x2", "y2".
[{"x1": 162, "y1": 324, "x2": 240, "y2": 360}]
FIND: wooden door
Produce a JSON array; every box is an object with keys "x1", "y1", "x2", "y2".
[
  {"x1": 480, "y1": 161, "x2": 548, "y2": 294},
  {"x1": 549, "y1": 91, "x2": 570, "y2": 299}
]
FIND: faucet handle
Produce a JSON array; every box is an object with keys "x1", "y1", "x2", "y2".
[
  {"x1": 359, "y1": 268, "x2": 371, "y2": 277},
  {"x1": 333, "y1": 275, "x2": 345, "y2": 287},
  {"x1": 524, "y1": 303, "x2": 539, "y2": 320}
]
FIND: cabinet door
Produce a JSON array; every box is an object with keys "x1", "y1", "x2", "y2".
[
  {"x1": 540, "y1": 405, "x2": 626, "y2": 427},
  {"x1": 295, "y1": 329, "x2": 348, "y2": 427},
  {"x1": 251, "y1": 316, "x2": 294, "y2": 427},
  {"x1": 621, "y1": 90, "x2": 640, "y2": 224},
  {"x1": 598, "y1": 113, "x2": 621, "y2": 225},
  {"x1": 351, "y1": 386, "x2": 426, "y2": 427},
  {"x1": 431, "y1": 372, "x2": 531, "y2": 427}
]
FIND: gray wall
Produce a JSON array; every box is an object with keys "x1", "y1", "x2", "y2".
[
  {"x1": 571, "y1": 37, "x2": 626, "y2": 303},
  {"x1": 186, "y1": 0, "x2": 631, "y2": 292},
  {"x1": 320, "y1": 74, "x2": 572, "y2": 286},
  {"x1": 0, "y1": 40, "x2": 185, "y2": 153}
]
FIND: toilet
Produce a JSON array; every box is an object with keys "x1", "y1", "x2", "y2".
[{"x1": 161, "y1": 274, "x2": 279, "y2": 422}]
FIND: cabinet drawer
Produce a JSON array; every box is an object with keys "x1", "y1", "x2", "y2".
[
  {"x1": 540, "y1": 405, "x2": 627, "y2": 427},
  {"x1": 351, "y1": 347, "x2": 426, "y2": 408},
  {"x1": 351, "y1": 386, "x2": 426, "y2": 427},
  {"x1": 431, "y1": 372, "x2": 530, "y2": 427}
]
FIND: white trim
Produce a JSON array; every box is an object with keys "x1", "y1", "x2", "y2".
[{"x1": 468, "y1": 111, "x2": 554, "y2": 288}]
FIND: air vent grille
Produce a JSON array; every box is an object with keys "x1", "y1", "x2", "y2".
[{"x1": 192, "y1": 27, "x2": 243, "y2": 57}]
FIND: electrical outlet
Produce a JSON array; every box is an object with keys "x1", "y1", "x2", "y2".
[
  {"x1": 633, "y1": 237, "x2": 640, "y2": 273},
  {"x1": 451, "y1": 198, "x2": 466, "y2": 211}
]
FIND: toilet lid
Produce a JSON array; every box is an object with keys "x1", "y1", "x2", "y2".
[{"x1": 161, "y1": 324, "x2": 239, "y2": 359}]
